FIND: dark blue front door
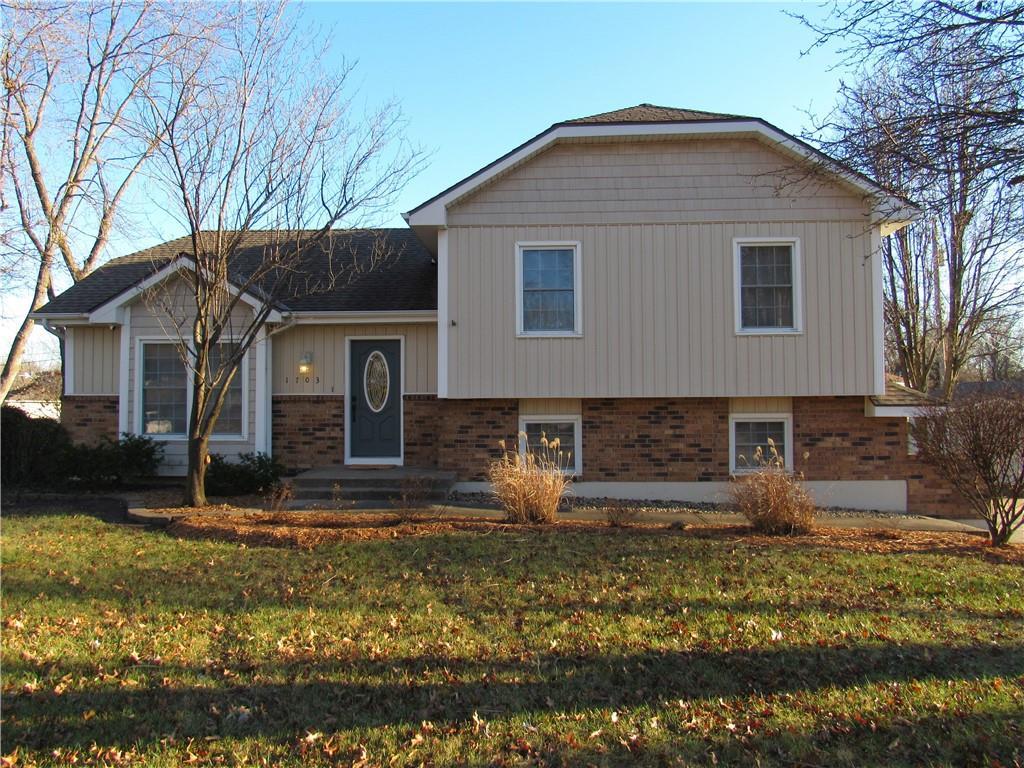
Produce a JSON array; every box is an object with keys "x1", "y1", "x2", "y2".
[{"x1": 350, "y1": 340, "x2": 401, "y2": 460}]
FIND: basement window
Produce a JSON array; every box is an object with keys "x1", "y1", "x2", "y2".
[
  {"x1": 730, "y1": 414, "x2": 793, "y2": 473},
  {"x1": 518, "y1": 415, "x2": 582, "y2": 475}
]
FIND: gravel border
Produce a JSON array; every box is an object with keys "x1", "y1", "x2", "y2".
[{"x1": 448, "y1": 492, "x2": 931, "y2": 520}]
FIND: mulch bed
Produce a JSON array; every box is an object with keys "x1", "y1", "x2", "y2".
[{"x1": 166, "y1": 510, "x2": 1024, "y2": 565}]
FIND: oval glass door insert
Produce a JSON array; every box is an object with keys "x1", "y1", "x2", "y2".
[{"x1": 364, "y1": 351, "x2": 390, "y2": 413}]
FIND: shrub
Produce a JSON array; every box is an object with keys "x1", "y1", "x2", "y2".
[
  {"x1": 488, "y1": 432, "x2": 572, "y2": 524},
  {"x1": 266, "y1": 481, "x2": 294, "y2": 512},
  {"x1": 730, "y1": 440, "x2": 815, "y2": 535},
  {"x1": 390, "y1": 475, "x2": 435, "y2": 523},
  {"x1": 0, "y1": 408, "x2": 162, "y2": 489},
  {"x1": 64, "y1": 433, "x2": 164, "y2": 487},
  {"x1": 914, "y1": 393, "x2": 1024, "y2": 546},
  {"x1": 604, "y1": 498, "x2": 641, "y2": 528},
  {"x1": 0, "y1": 406, "x2": 70, "y2": 487},
  {"x1": 206, "y1": 452, "x2": 284, "y2": 496}
]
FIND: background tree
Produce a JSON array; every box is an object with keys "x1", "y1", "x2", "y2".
[
  {"x1": 0, "y1": 0, "x2": 214, "y2": 402},
  {"x1": 796, "y1": 0, "x2": 1024, "y2": 185},
  {"x1": 914, "y1": 393, "x2": 1024, "y2": 545},
  {"x1": 141, "y1": 2, "x2": 421, "y2": 506},
  {"x1": 808, "y1": 35, "x2": 1023, "y2": 398}
]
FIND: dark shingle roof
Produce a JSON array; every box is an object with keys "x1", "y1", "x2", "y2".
[
  {"x1": 35, "y1": 229, "x2": 437, "y2": 315},
  {"x1": 563, "y1": 103, "x2": 747, "y2": 125}
]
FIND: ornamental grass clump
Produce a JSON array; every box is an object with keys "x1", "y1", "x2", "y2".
[
  {"x1": 488, "y1": 432, "x2": 572, "y2": 523},
  {"x1": 730, "y1": 439, "x2": 815, "y2": 535}
]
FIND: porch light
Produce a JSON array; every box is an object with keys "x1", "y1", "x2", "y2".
[{"x1": 298, "y1": 352, "x2": 313, "y2": 375}]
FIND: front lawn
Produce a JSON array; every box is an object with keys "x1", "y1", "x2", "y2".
[{"x1": 2, "y1": 507, "x2": 1022, "y2": 767}]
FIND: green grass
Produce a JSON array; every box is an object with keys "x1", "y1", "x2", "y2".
[{"x1": 2, "y1": 508, "x2": 1022, "y2": 767}]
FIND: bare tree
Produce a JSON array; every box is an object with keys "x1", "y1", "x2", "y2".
[
  {"x1": 969, "y1": 316, "x2": 1024, "y2": 381},
  {"x1": 794, "y1": 0, "x2": 1024, "y2": 185},
  {"x1": 914, "y1": 394, "x2": 1024, "y2": 545},
  {"x1": 141, "y1": 3, "x2": 421, "y2": 506},
  {"x1": 810, "y1": 37, "x2": 1024, "y2": 398},
  {"x1": 0, "y1": 0, "x2": 215, "y2": 402}
]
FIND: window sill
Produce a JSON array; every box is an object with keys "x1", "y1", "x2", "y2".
[
  {"x1": 735, "y1": 328, "x2": 803, "y2": 337},
  {"x1": 516, "y1": 331, "x2": 583, "y2": 339}
]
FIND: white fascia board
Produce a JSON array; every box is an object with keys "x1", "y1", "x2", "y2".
[
  {"x1": 864, "y1": 399, "x2": 921, "y2": 418},
  {"x1": 405, "y1": 120, "x2": 918, "y2": 228},
  {"x1": 88, "y1": 259, "x2": 283, "y2": 324},
  {"x1": 286, "y1": 310, "x2": 437, "y2": 325},
  {"x1": 27, "y1": 312, "x2": 89, "y2": 324}
]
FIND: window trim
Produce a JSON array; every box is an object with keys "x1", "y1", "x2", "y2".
[
  {"x1": 518, "y1": 414, "x2": 583, "y2": 476},
  {"x1": 733, "y1": 237, "x2": 803, "y2": 336},
  {"x1": 515, "y1": 241, "x2": 583, "y2": 338},
  {"x1": 134, "y1": 338, "x2": 248, "y2": 442},
  {"x1": 729, "y1": 412, "x2": 794, "y2": 474}
]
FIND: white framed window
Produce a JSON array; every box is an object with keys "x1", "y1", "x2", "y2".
[
  {"x1": 140, "y1": 342, "x2": 188, "y2": 436},
  {"x1": 136, "y1": 340, "x2": 247, "y2": 441},
  {"x1": 516, "y1": 241, "x2": 582, "y2": 337},
  {"x1": 733, "y1": 237, "x2": 802, "y2": 335},
  {"x1": 729, "y1": 413, "x2": 793, "y2": 473},
  {"x1": 518, "y1": 414, "x2": 582, "y2": 475}
]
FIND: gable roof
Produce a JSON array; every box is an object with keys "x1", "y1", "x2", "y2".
[
  {"x1": 565, "y1": 103, "x2": 745, "y2": 124},
  {"x1": 405, "y1": 103, "x2": 920, "y2": 230},
  {"x1": 34, "y1": 229, "x2": 437, "y2": 319}
]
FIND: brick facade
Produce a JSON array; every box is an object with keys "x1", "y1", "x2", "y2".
[
  {"x1": 271, "y1": 395, "x2": 346, "y2": 470},
  {"x1": 791, "y1": 396, "x2": 963, "y2": 517},
  {"x1": 61, "y1": 395, "x2": 118, "y2": 446},
  {"x1": 404, "y1": 395, "x2": 442, "y2": 468},
  {"x1": 265, "y1": 392, "x2": 962, "y2": 515},
  {"x1": 436, "y1": 399, "x2": 519, "y2": 480},
  {"x1": 582, "y1": 398, "x2": 730, "y2": 481}
]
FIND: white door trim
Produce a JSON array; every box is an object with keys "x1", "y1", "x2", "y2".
[{"x1": 344, "y1": 334, "x2": 405, "y2": 465}]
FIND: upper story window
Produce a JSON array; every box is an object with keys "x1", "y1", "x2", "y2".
[
  {"x1": 734, "y1": 238, "x2": 802, "y2": 334},
  {"x1": 516, "y1": 242, "x2": 582, "y2": 337},
  {"x1": 139, "y1": 341, "x2": 245, "y2": 439}
]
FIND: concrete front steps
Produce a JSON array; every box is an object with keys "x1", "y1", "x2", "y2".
[{"x1": 288, "y1": 466, "x2": 456, "y2": 506}]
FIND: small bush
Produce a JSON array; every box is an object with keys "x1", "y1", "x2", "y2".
[
  {"x1": 0, "y1": 406, "x2": 70, "y2": 486},
  {"x1": 1, "y1": 407, "x2": 163, "y2": 489},
  {"x1": 64, "y1": 433, "x2": 164, "y2": 487},
  {"x1": 604, "y1": 499, "x2": 641, "y2": 528},
  {"x1": 488, "y1": 432, "x2": 572, "y2": 524},
  {"x1": 206, "y1": 452, "x2": 284, "y2": 496},
  {"x1": 266, "y1": 482, "x2": 294, "y2": 512},
  {"x1": 390, "y1": 475, "x2": 435, "y2": 522},
  {"x1": 730, "y1": 440, "x2": 815, "y2": 535}
]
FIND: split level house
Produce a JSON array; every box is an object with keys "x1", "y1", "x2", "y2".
[{"x1": 32, "y1": 104, "x2": 958, "y2": 515}]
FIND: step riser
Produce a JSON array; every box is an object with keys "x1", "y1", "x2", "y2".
[{"x1": 291, "y1": 479, "x2": 452, "y2": 490}]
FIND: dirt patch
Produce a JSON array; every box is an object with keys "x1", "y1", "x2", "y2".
[{"x1": 166, "y1": 510, "x2": 1023, "y2": 564}]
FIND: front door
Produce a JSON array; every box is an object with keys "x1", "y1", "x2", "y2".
[{"x1": 349, "y1": 339, "x2": 402, "y2": 461}]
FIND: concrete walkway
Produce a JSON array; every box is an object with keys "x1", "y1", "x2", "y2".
[{"x1": 124, "y1": 497, "x2": 991, "y2": 537}]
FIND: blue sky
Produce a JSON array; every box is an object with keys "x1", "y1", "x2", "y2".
[
  {"x1": 309, "y1": 2, "x2": 843, "y2": 227},
  {"x1": 7, "y1": 1, "x2": 848, "y2": 362}
]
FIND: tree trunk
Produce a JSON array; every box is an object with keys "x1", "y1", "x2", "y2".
[{"x1": 185, "y1": 434, "x2": 210, "y2": 507}]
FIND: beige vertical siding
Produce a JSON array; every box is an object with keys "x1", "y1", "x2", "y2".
[
  {"x1": 519, "y1": 398, "x2": 581, "y2": 416},
  {"x1": 70, "y1": 326, "x2": 120, "y2": 394},
  {"x1": 271, "y1": 323, "x2": 437, "y2": 395},
  {"x1": 446, "y1": 221, "x2": 878, "y2": 398},
  {"x1": 448, "y1": 138, "x2": 871, "y2": 226},
  {"x1": 730, "y1": 397, "x2": 793, "y2": 413},
  {"x1": 126, "y1": 281, "x2": 256, "y2": 474}
]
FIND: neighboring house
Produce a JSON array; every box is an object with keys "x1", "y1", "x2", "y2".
[
  {"x1": 5, "y1": 369, "x2": 62, "y2": 420},
  {"x1": 31, "y1": 104, "x2": 958, "y2": 514}
]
